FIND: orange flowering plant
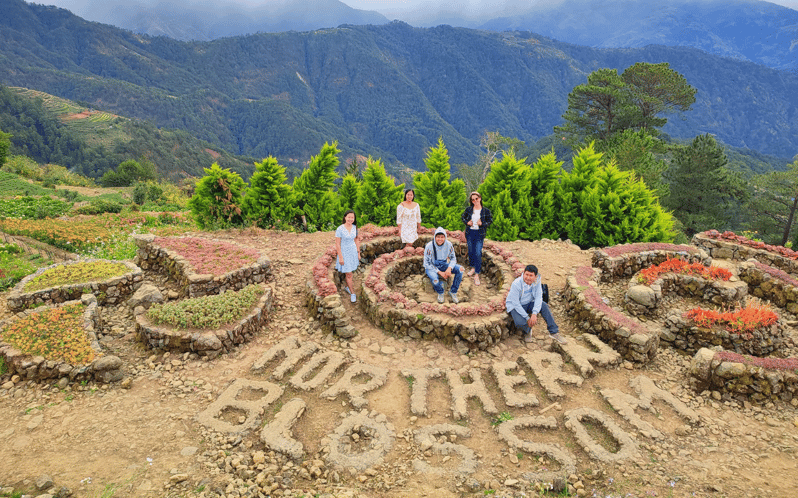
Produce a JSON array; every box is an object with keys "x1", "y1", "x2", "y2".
[
  {"x1": 1, "y1": 303, "x2": 96, "y2": 365},
  {"x1": 685, "y1": 303, "x2": 778, "y2": 337},
  {"x1": 638, "y1": 257, "x2": 732, "y2": 285}
]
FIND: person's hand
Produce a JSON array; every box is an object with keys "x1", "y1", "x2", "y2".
[
  {"x1": 476, "y1": 219, "x2": 482, "y2": 226},
  {"x1": 338, "y1": 255, "x2": 344, "y2": 265},
  {"x1": 466, "y1": 220, "x2": 473, "y2": 226},
  {"x1": 444, "y1": 268, "x2": 452, "y2": 278},
  {"x1": 527, "y1": 314, "x2": 538, "y2": 328}
]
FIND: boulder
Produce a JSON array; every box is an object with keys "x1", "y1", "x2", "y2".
[{"x1": 127, "y1": 284, "x2": 164, "y2": 310}]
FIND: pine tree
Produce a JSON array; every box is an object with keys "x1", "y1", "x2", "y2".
[
  {"x1": 293, "y1": 142, "x2": 340, "y2": 230},
  {"x1": 241, "y1": 156, "x2": 297, "y2": 228},
  {"x1": 479, "y1": 152, "x2": 531, "y2": 241},
  {"x1": 355, "y1": 157, "x2": 404, "y2": 226},
  {"x1": 524, "y1": 151, "x2": 562, "y2": 240},
  {"x1": 188, "y1": 163, "x2": 246, "y2": 229},
  {"x1": 413, "y1": 138, "x2": 466, "y2": 230},
  {"x1": 337, "y1": 174, "x2": 360, "y2": 215},
  {"x1": 556, "y1": 143, "x2": 605, "y2": 244}
]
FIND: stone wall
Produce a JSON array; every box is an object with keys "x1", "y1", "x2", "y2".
[
  {"x1": 662, "y1": 313, "x2": 784, "y2": 356},
  {"x1": 624, "y1": 273, "x2": 747, "y2": 316},
  {"x1": 564, "y1": 266, "x2": 659, "y2": 363},
  {"x1": 690, "y1": 348, "x2": 797, "y2": 403},
  {"x1": 133, "y1": 234, "x2": 272, "y2": 298},
  {"x1": 738, "y1": 260, "x2": 798, "y2": 313},
  {"x1": 7, "y1": 259, "x2": 143, "y2": 312},
  {"x1": 692, "y1": 231, "x2": 798, "y2": 274},
  {"x1": 0, "y1": 294, "x2": 125, "y2": 383},
  {"x1": 135, "y1": 286, "x2": 274, "y2": 358},
  {"x1": 592, "y1": 247, "x2": 710, "y2": 283}
]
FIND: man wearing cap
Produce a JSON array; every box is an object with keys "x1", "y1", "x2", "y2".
[{"x1": 423, "y1": 227, "x2": 463, "y2": 304}]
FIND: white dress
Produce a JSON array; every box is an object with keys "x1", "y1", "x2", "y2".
[{"x1": 397, "y1": 203, "x2": 421, "y2": 244}]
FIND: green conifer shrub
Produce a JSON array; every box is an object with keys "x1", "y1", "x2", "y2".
[
  {"x1": 293, "y1": 142, "x2": 340, "y2": 231},
  {"x1": 413, "y1": 138, "x2": 466, "y2": 230},
  {"x1": 242, "y1": 156, "x2": 298, "y2": 229},
  {"x1": 188, "y1": 163, "x2": 246, "y2": 229},
  {"x1": 355, "y1": 157, "x2": 404, "y2": 226}
]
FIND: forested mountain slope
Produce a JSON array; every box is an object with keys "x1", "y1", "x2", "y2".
[{"x1": 1, "y1": 0, "x2": 796, "y2": 171}]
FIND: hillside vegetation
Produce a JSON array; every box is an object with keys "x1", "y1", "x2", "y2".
[{"x1": 0, "y1": 0, "x2": 796, "y2": 173}]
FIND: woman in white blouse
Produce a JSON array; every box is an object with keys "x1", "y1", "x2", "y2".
[{"x1": 396, "y1": 189, "x2": 421, "y2": 248}]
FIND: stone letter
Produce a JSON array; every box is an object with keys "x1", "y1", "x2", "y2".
[
  {"x1": 518, "y1": 351, "x2": 583, "y2": 398},
  {"x1": 446, "y1": 369, "x2": 499, "y2": 420}
]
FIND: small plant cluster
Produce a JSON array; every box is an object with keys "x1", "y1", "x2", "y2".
[
  {"x1": 0, "y1": 243, "x2": 51, "y2": 291},
  {"x1": 752, "y1": 261, "x2": 798, "y2": 288},
  {"x1": 715, "y1": 350, "x2": 798, "y2": 372},
  {"x1": 0, "y1": 196, "x2": 72, "y2": 219},
  {"x1": 575, "y1": 266, "x2": 648, "y2": 335},
  {"x1": 602, "y1": 242, "x2": 697, "y2": 258},
  {"x1": 153, "y1": 237, "x2": 260, "y2": 276},
  {"x1": 0, "y1": 303, "x2": 96, "y2": 364},
  {"x1": 685, "y1": 303, "x2": 778, "y2": 336},
  {"x1": 636, "y1": 257, "x2": 731, "y2": 285},
  {"x1": 146, "y1": 285, "x2": 264, "y2": 329},
  {"x1": 704, "y1": 229, "x2": 798, "y2": 260},
  {"x1": 23, "y1": 260, "x2": 130, "y2": 292}
]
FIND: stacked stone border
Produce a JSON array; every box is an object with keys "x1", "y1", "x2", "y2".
[
  {"x1": 624, "y1": 272, "x2": 746, "y2": 317},
  {"x1": 661, "y1": 312, "x2": 784, "y2": 356},
  {"x1": 135, "y1": 286, "x2": 274, "y2": 358},
  {"x1": 133, "y1": 234, "x2": 273, "y2": 298},
  {"x1": 693, "y1": 230, "x2": 798, "y2": 273},
  {"x1": 7, "y1": 259, "x2": 143, "y2": 312},
  {"x1": 0, "y1": 294, "x2": 124, "y2": 383},
  {"x1": 305, "y1": 225, "x2": 521, "y2": 349}
]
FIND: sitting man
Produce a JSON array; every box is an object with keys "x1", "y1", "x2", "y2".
[
  {"x1": 423, "y1": 227, "x2": 463, "y2": 304},
  {"x1": 505, "y1": 264, "x2": 567, "y2": 345}
]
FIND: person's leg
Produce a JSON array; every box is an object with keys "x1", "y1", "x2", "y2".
[
  {"x1": 450, "y1": 265, "x2": 463, "y2": 294},
  {"x1": 509, "y1": 309, "x2": 531, "y2": 334},
  {"x1": 538, "y1": 301, "x2": 560, "y2": 335},
  {"x1": 345, "y1": 272, "x2": 357, "y2": 302},
  {"x1": 473, "y1": 236, "x2": 484, "y2": 274},
  {"x1": 425, "y1": 267, "x2": 445, "y2": 295},
  {"x1": 466, "y1": 231, "x2": 476, "y2": 276}
]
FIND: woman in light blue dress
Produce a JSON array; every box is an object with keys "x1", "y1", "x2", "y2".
[{"x1": 335, "y1": 210, "x2": 361, "y2": 303}]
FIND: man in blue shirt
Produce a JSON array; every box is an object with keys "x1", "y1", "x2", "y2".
[
  {"x1": 505, "y1": 264, "x2": 567, "y2": 344},
  {"x1": 423, "y1": 227, "x2": 463, "y2": 304}
]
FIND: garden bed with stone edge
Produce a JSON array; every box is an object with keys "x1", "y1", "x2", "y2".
[
  {"x1": 0, "y1": 294, "x2": 124, "y2": 383},
  {"x1": 7, "y1": 259, "x2": 143, "y2": 312}
]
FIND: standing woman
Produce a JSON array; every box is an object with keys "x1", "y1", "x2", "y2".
[
  {"x1": 397, "y1": 189, "x2": 421, "y2": 249},
  {"x1": 461, "y1": 191, "x2": 493, "y2": 286},
  {"x1": 335, "y1": 210, "x2": 361, "y2": 303}
]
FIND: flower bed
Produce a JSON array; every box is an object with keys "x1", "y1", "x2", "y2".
[
  {"x1": 0, "y1": 294, "x2": 124, "y2": 383},
  {"x1": 563, "y1": 266, "x2": 659, "y2": 363},
  {"x1": 637, "y1": 258, "x2": 731, "y2": 285},
  {"x1": 591, "y1": 244, "x2": 709, "y2": 283},
  {"x1": 690, "y1": 348, "x2": 798, "y2": 403},
  {"x1": 7, "y1": 259, "x2": 143, "y2": 312},
  {"x1": 625, "y1": 270, "x2": 747, "y2": 317},
  {"x1": 693, "y1": 230, "x2": 798, "y2": 275},
  {"x1": 135, "y1": 284, "x2": 273, "y2": 358},
  {"x1": 662, "y1": 303, "x2": 784, "y2": 356},
  {"x1": 134, "y1": 234, "x2": 272, "y2": 298}
]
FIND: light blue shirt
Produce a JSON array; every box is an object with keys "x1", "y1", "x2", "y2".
[{"x1": 505, "y1": 275, "x2": 542, "y2": 319}]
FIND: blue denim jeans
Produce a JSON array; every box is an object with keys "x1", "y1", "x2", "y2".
[
  {"x1": 509, "y1": 301, "x2": 559, "y2": 336},
  {"x1": 466, "y1": 230, "x2": 484, "y2": 274},
  {"x1": 425, "y1": 260, "x2": 463, "y2": 295}
]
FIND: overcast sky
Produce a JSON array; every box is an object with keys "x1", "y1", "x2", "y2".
[{"x1": 38, "y1": 0, "x2": 798, "y2": 22}]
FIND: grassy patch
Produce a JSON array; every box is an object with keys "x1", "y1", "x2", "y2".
[
  {"x1": 1, "y1": 303, "x2": 96, "y2": 364},
  {"x1": 147, "y1": 285, "x2": 265, "y2": 329},
  {"x1": 0, "y1": 244, "x2": 52, "y2": 291},
  {"x1": 0, "y1": 196, "x2": 72, "y2": 219},
  {"x1": 23, "y1": 261, "x2": 130, "y2": 292}
]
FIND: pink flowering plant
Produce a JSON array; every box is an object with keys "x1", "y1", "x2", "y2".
[
  {"x1": 154, "y1": 237, "x2": 260, "y2": 276},
  {"x1": 715, "y1": 350, "x2": 798, "y2": 372},
  {"x1": 752, "y1": 261, "x2": 798, "y2": 288},
  {"x1": 602, "y1": 242, "x2": 697, "y2": 258}
]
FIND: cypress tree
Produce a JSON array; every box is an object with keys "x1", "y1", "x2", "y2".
[
  {"x1": 355, "y1": 157, "x2": 405, "y2": 226},
  {"x1": 241, "y1": 156, "x2": 297, "y2": 228},
  {"x1": 479, "y1": 152, "x2": 531, "y2": 241},
  {"x1": 188, "y1": 163, "x2": 246, "y2": 229},
  {"x1": 524, "y1": 151, "x2": 562, "y2": 240},
  {"x1": 293, "y1": 142, "x2": 340, "y2": 230},
  {"x1": 338, "y1": 174, "x2": 360, "y2": 215},
  {"x1": 413, "y1": 138, "x2": 466, "y2": 230}
]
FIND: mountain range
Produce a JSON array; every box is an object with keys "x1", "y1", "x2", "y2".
[{"x1": 1, "y1": 0, "x2": 797, "y2": 179}]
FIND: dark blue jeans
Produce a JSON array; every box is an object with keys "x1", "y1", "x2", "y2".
[
  {"x1": 466, "y1": 230, "x2": 484, "y2": 274},
  {"x1": 425, "y1": 260, "x2": 463, "y2": 295},
  {"x1": 509, "y1": 301, "x2": 559, "y2": 336}
]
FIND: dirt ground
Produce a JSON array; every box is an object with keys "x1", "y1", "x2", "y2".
[{"x1": 1, "y1": 228, "x2": 797, "y2": 498}]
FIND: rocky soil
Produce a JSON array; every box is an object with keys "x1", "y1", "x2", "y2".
[{"x1": 1, "y1": 228, "x2": 797, "y2": 498}]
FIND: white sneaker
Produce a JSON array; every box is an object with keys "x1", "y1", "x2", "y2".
[
  {"x1": 344, "y1": 286, "x2": 351, "y2": 295},
  {"x1": 350, "y1": 293, "x2": 357, "y2": 303},
  {"x1": 437, "y1": 293, "x2": 445, "y2": 303},
  {"x1": 551, "y1": 333, "x2": 567, "y2": 345},
  {"x1": 449, "y1": 291, "x2": 459, "y2": 304}
]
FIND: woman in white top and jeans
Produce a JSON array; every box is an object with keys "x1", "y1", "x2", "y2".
[{"x1": 461, "y1": 191, "x2": 493, "y2": 286}]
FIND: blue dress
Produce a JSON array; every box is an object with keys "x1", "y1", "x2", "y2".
[{"x1": 335, "y1": 224, "x2": 359, "y2": 273}]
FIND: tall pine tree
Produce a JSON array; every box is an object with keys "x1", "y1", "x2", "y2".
[
  {"x1": 293, "y1": 142, "x2": 340, "y2": 230},
  {"x1": 413, "y1": 138, "x2": 466, "y2": 230},
  {"x1": 355, "y1": 157, "x2": 404, "y2": 226},
  {"x1": 337, "y1": 174, "x2": 360, "y2": 216},
  {"x1": 241, "y1": 156, "x2": 297, "y2": 228}
]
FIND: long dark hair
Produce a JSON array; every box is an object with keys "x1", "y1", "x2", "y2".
[
  {"x1": 342, "y1": 210, "x2": 357, "y2": 225},
  {"x1": 404, "y1": 189, "x2": 415, "y2": 202}
]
